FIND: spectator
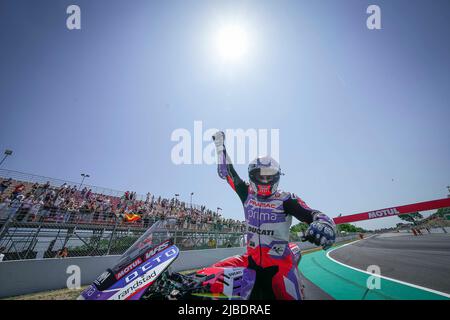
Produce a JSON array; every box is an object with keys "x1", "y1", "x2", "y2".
[
  {"x1": 0, "y1": 178, "x2": 12, "y2": 194},
  {"x1": 0, "y1": 247, "x2": 5, "y2": 262},
  {"x1": 208, "y1": 238, "x2": 216, "y2": 248},
  {"x1": 0, "y1": 178, "x2": 245, "y2": 235},
  {"x1": 80, "y1": 186, "x2": 88, "y2": 197},
  {"x1": 11, "y1": 183, "x2": 26, "y2": 200},
  {"x1": 85, "y1": 189, "x2": 92, "y2": 200},
  {"x1": 30, "y1": 198, "x2": 44, "y2": 222},
  {"x1": 30, "y1": 182, "x2": 39, "y2": 195},
  {"x1": 16, "y1": 195, "x2": 34, "y2": 222},
  {"x1": 55, "y1": 247, "x2": 68, "y2": 258}
]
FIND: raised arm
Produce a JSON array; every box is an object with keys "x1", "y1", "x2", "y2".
[{"x1": 212, "y1": 131, "x2": 248, "y2": 204}]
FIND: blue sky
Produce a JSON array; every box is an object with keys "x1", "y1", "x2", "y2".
[{"x1": 1, "y1": 0, "x2": 449, "y2": 230}]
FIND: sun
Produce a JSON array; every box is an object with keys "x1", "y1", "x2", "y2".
[{"x1": 214, "y1": 24, "x2": 250, "y2": 62}]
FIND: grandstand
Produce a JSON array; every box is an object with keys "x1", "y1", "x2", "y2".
[{"x1": 0, "y1": 169, "x2": 245, "y2": 261}]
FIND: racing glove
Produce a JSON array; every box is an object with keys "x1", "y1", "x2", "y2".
[
  {"x1": 304, "y1": 212, "x2": 336, "y2": 250},
  {"x1": 212, "y1": 131, "x2": 225, "y2": 152}
]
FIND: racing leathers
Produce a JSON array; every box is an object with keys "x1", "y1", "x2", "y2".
[{"x1": 211, "y1": 132, "x2": 336, "y2": 300}]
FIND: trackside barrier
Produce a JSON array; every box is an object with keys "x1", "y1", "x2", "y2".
[
  {"x1": 294, "y1": 234, "x2": 360, "y2": 251},
  {"x1": 414, "y1": 227, "x2": 449, "y2": 234},
  {"x1": 0, "y1": 219, "x2": 245, "y2": 261},
  {"x1": 398, "y1": 227, "x2": 450, "y2": 234}
]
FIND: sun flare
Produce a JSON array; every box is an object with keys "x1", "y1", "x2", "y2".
[{"x1": 214, "y1": 24, "x2": 250, "y2": 62}]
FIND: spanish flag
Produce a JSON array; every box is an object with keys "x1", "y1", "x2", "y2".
[{"x1": 124, "y1": 213, "x2": 141, "y2": 222}]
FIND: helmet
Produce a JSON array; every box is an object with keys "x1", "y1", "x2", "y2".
[{"x1": 248, "y1": 156, "x2": 281, "y2": 198}]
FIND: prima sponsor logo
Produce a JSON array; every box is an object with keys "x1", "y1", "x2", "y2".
[
  {"x1": 247, "y1": 209, "x2": 280, "y2": 222},
  {"x1": 368, "y1": 208, "x2": 399, "y2": 219},
  {"x1": 115, "y1": 258, "x2": 143, "y2": 280}
]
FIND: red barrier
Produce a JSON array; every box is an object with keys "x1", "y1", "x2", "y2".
[{"x1": 333, "y1": 198, "x2": 450, "y2": 225}]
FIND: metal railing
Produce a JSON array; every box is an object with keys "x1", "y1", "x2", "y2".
[
  {"x1": 0, "y1": 169, "x2": 125, "y2": 199},
  {"x1": 0, "y1": 201, "x2": 245, "y2": 233},
  {"x1": 0, "y1": 214, "x2": 246, "y2": 261}
]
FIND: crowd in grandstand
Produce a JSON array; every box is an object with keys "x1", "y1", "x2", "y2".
[{"x1": 0, "y1": 177, "x2": 246, "y2": 233}]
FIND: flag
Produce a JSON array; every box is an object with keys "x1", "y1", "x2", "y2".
[{"x1": 124, "y1": 213, "x2": 141, "y2": 222}]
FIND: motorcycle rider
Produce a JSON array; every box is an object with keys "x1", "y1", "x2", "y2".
[{"x1": 210, "y1": 131, "x2": 336, "y2": 300}]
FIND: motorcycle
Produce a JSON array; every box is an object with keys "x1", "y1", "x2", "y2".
[{"x1": 78, "y1": 219, "x2": 303, "y2": 300}]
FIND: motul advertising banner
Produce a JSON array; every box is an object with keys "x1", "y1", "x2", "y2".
[{"x1": 333, "y1": 198, "x2": 450, "y2": 225}]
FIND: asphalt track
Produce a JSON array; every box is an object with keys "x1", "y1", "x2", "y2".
[{"x1": 299, "y1": 233, "x2": 450, "y2": 300}]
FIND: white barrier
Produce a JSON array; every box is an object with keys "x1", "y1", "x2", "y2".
[
  {"x1": 395, "y1": 227, "x2": 449, "y2": 234},
  {"x1": 0, "y1": 235, "x2": 359, "y2": 299},
  {"x1": 415, "y1": 227, "x2": 449, "y2": 234}
]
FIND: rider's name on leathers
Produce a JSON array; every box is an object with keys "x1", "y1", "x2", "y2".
[{"x1": 178, "y1": 304, "x2": 271, "y2": 318}]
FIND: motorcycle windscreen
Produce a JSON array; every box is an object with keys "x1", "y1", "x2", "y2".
[
  {"x1": 78, "y1": 219, "x2": 179, "y2": 300},
  {"x1": 114, "y1": 219, "x2": 174, "y2": 270}
]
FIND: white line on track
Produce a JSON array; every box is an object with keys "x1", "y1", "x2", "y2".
[{"x1": 325, "y1": 235, "x2": 450, "y2": 299}]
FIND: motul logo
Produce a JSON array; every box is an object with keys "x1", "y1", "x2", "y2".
[
  {"x1": 368, "y1": 208, "x2": 400, "y2": 219},
  {"x1": 115, "y1": 258, "x2": 142, "y2": 280}
]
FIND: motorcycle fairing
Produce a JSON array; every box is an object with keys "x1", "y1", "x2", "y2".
[
  {"x1": 79, "y1": 245, "x2": 179, "y2": 300},
  {"x1": 196, "y1": 266, "x2": 256, "y2": 300}
]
